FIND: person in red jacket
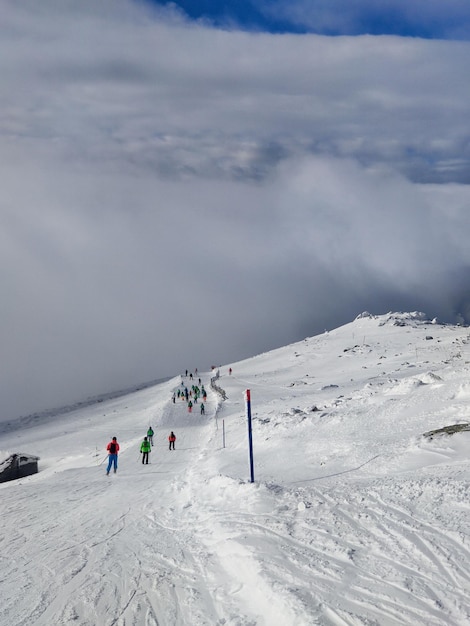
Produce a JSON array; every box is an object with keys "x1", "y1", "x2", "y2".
[
  {"x1": 106, "y1": 437, "x2": 120, "y2": 475},
  {"x1": 168, "y1": 431, "x2": 176, "y2": 450}
]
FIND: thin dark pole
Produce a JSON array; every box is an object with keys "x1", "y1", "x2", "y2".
[{"x1": 245, "y1": 389, "x2": 254, "y2": 483}]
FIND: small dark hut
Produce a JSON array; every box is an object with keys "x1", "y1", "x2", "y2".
[{"x1": 0, "y1": 453, "x2": 40, "y2": 483}]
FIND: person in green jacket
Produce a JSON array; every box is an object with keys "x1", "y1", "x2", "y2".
[
  {"x1": 147, "y1": 426, "x2": 154, "y2": 446},
  {"x1": 140, "y1": 436, "x2": 151, "y2": 464}
]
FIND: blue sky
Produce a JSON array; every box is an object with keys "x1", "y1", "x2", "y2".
[{"x1": 143, "y1": 0, "x2": 470, "y2": 39}]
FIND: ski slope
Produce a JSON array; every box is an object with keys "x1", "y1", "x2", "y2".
[{"x1": 1, "y1": 312, "x2": 470, "y2": 625}]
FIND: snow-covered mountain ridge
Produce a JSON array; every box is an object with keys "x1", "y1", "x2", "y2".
[{"x1": 1, "y1": 311, "x2": 470, "y2": 625}]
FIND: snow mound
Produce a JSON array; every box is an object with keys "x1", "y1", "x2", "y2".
[
  {"x1": 355, "y1": 311, "x2": 375, "y2": 320},
  {"x1": 384, "y1": 377, "x2": 425, "y2": 395},
  {"x1": 420, "y1": 372, "x2": 444, "y2": 384},
  {"x1": 378, "y1": 311, "x2": 430, "y2": 327}
]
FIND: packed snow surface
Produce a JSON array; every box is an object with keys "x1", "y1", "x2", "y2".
[{"x1": 1, "y1": 312, "x2": 470, "y2": 625}]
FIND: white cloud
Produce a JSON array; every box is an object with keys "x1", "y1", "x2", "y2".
[{"x1": 0, "y1": 0, "x2": 469, "y2": 419}]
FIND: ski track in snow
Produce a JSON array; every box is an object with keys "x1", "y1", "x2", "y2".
[{"x1": 1, "y1": 313, "x2": 470, "y2": 625}]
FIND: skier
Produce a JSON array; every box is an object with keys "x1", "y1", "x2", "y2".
[
  {"x1": 200, "y1": 402, "x2": 205, "y2": 415},
  {"x1": 168, "y1": 431, "x2": 176, "y2": 450},
  {"x1": 106, "y1": 437, "x2": 120, "y2": 475},
  {"x1": 188, "y1": 400, "x2": 193, "y2": 413},
  {"x1": 229, "y1": 367, "x2": 232, "y2": 375},
  {"x1": 140, "y1": 436, "x2": 151, "y2": 464},
  {"x1": 147, "y1": 426, "x2": 154, "y2": 446}
]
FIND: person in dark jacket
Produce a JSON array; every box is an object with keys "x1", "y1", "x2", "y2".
[
  {"x1": 140, "y1": 436, "x2": 151, "y2": 464},
  {"x1": 168, "y1": 431, "x2": 176, "y2": 450},
  {"x1": 106, "y1": 437, "x2": 120, "y2": 475}
]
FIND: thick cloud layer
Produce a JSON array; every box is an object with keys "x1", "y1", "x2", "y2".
[{"x1": 1, "y1": 0, "x2": 470, "y2": 421}]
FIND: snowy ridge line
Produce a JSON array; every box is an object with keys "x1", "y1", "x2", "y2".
[{"x1": 0, "y1": 375, "x2": 172, "y2": 435}]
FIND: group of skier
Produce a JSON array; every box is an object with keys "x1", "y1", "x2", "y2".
[
  {"x1": 176, "y1": 375, "x2": 207, "y2": 415},
  {"x1": 105, "y1": 370, "x2": 210, "y2": 475},
  {"x1": 106, "y1": 428, "x2": 177, "y2": 473}
]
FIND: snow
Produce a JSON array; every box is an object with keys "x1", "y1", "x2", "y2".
[{"x1": 1, "y1": 312, "x2": 470, "y2": 625}]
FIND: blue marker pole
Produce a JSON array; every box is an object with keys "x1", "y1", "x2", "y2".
[{"x1": 245, "y1": 389, "x2": 255, "y2": 483}]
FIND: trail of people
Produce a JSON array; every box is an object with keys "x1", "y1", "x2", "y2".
[
  {"x1": 0, "y1": 372, "x2": 228, "y2": 625},
  {"x1": 2, "y1": 369, "x2": 305, "y2": 625}
]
